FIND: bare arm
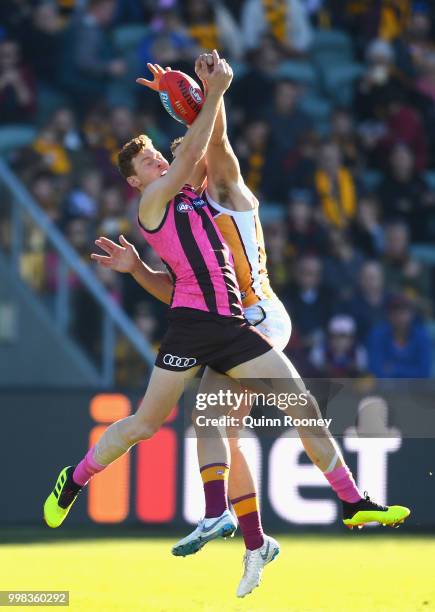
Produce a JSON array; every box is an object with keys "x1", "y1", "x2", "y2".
[
  {"x1": 138, "y1": 54, "x2": 233, "y2": 226},
  {"x1": 91, "y1": 236, "x2": 172, "y2": 305},
  {"x1": 131, "y1": 260, "x2": 172, "y2": 305},
  {"x1": 195, "y1": 55, "x2": 247, "y2": 207}
]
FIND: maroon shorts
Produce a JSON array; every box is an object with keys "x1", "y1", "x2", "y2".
[{"x1": 155, "y1": 307, "x2": 272, "y2": 373}]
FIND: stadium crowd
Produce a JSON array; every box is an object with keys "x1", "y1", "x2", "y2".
[{"x1": 1, "y1": 0, "x2": 435, "y2": 383}]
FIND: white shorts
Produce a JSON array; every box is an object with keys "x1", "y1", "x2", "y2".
[{"x1": 244, "y1": 298, "x2": 292, "y2": 352}]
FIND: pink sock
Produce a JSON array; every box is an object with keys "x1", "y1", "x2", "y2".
[
  {"x1": 325, "y1": 465, "x2": 362, "y2": 503},
  {"x1": 73, "y1": 448, "x2": 105, "y2": 486}
]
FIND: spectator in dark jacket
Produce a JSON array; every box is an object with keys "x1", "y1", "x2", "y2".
[
  {"x1": 367, "y1": 294, "x2": 432, "y2": 378},
  {"x1": 309, "y1": 314, "x2": 368, "y2": 378},
  {"x1": 339, "y1": 260, "x2": 389, "y2": 342},
  {"x1": 58, "y1": 0, "x2": 126, "y2": 111},
  {"x1": 286, "y1": 189, "x2": 328, "y2": 258},
  {"x1": 22, "y1": 2, "x2": 63, "y2": 88},
  {"x1": 378, "y1": 143, "x2": 428, "y2": 240},
  {"x1": 285, "y1": 254, "x2": 333, "y2": 350}
]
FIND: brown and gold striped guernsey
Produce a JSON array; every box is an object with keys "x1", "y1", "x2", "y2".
[{"x1": 204, "y1": 190, "x2": 276, "y2": 308}]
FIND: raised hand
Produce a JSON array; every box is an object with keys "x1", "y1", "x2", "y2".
[
  {"x1": 136, "y1": 63, "x2": 171, "y2": 92},
  {"x1": 194, "y1": 53, "x2": 213, "y2": 85},
  {"x1": 206, "y1": 50, "x2": 233, "y2": 95},
  {"x1": 91, "y1": 235, "x2": 140, "y2": 274}
]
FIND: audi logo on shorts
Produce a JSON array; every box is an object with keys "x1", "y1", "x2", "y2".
[{"x1": 163, "y1": 354, "x2": 197, "y2": 368}]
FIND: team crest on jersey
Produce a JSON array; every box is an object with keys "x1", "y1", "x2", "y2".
[{"x1": 192, "y1": 197, "x2": 206, "y2": 209}]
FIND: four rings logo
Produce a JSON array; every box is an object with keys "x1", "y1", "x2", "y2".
[{"x1": 163, "y1": 354, "x2": 197, "y2": 368}]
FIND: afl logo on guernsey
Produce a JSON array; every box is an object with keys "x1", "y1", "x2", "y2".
[
  {"x1": 177, "y1": 202, "x2": 194, "y2": 213},
  {"x1": 176, "y1": 198, "x2": 206, "y2": 213}
]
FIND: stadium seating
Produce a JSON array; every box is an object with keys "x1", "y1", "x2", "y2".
[{"x1": 0, "y1": 126, "x2": 37, "y2": 156}]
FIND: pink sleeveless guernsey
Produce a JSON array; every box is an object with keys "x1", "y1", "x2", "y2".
[{"x1": 138, "y1": 185, "x2": 243, "y2": 317}]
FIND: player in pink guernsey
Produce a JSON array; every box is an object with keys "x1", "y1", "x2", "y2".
[
  {"x1": 138, "y1": 184, "x2": 241, "y2": 317},
  {"x1": 44, "y1": 52, "x2": 410, "y2": 600},
  {"x1": 44, "y1": 55, "x2": 272, "y2": 539}
]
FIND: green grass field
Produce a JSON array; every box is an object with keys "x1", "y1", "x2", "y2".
[{"x1": 1, "y1": 535, "x2": 434, "y2": 611}]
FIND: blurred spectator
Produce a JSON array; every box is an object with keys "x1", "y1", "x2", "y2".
[
  {"x1": 138, "y1": 5, "x2": 197, "y2": 69},
  {"x1": 65, "y1": 217, "x2": 92, "y2": 259},
  {"x1": 31, "y1": 171, "x2": 62, "y2": 223},
  {"x1": 378, "y1": 143, "x2": 428, "y2": 238},
  {"x1": 86, "y1": 106, "x2": 136, "y2": 184},
  {"x1": 263, "y1": 221, "x2": 293, "y2": 293},
  {"x1": 229, "y1": 35, "x2": 282, "y2": 123},
  {"x1": 367, "y1": 294, "x2": 432, "y2": 378},
  {"x1": 286, "y1": 189, "x2": 327, "y2": 258},
  {"x1": 355, "y1": 39, "x2": 405, "y2": 124},
  {"x1": 266, "y1": 79, "x2": 312, "y2": 159},
  {"x1": 350, "y1": 195, "x2": 384, "y2": 258},
  {"x1": 382, "y1": 221, "x2": 432, "y2": 304},
  {"x1": 285, "y1": 255, "x2": 333, "y2": 350},
  {"x1": 0, "y1": 39, "x2": 36, "y2": 124},
  {"x1": 329, "y1": 0, "x2": 411, "y2": 44},
  {"x1": 415, "y1": 50, "x2": 435, "y2": 102},
  {"x1": 32, "y1": 121, "x2": 73, "y2": 177},
  {"x1": 235, "y1": 119, "x2": 277, "y2": 199},
  {"x1": 323, "y1": 229, "x2": 364, "y2": 301},
  {"x1": 282, "y1": 130, "x2": 320, "y2": 191},
  {"x1": 330, "y1": 108, "x2": 361, "y2": 172},
  {"x1": 309, "y1": 315, "x2": 368, "y2": 377},
  {"x1": 377, "y1": 92, "x2": 428, "y2": 172},
  {"x1": 59, "y1": 0, "x2": 127, "y2": 112},
  {"x1": 339, "y1": 260, "x2": 389, "y2": 342},
  {"x1": 22, "y1": 2, "x2": 64, "y2": 88},
  {"x1": 181, "y1": 0, "x2": 243, "y2": 60},
  {"x1": 314, "y1": 141, "x2": 358, "y2": 229},
  {"x1": 97, "y1": 184, "x2": 131, "y2": 239},
  {"x1": 405, "y1": 3, "x2": 435, "y2": 74},
  {"x1": 241, "y1": 0, "x2": 313, "y2": 54},
  {"x1": 63, "y1": 169, "x2": 102, "y2": 222}
]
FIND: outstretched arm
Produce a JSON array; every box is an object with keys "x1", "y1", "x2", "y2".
[
  {"x1": 195, "y1": 54, "x2": 244, "y2": 204},
  {"x1": 138, "y1": 53, "x2": 233, "y2": 226},
  {"x1": 91, "y1": 235, "x2": 172, "y2": 305}
]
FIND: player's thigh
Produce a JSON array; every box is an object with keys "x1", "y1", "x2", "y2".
[
  {"x1": 136, "y1": 364, "x2": 200, "y2": 431},
  {"x1": 198, "y1": 368, "x2": 254, "y2": 440},
  {"x1": 198, "y1": 367, "x2": 254, "y2": 418},
  {"x1": 225, "y1": 347, "x2": 306, "y2": 396}
]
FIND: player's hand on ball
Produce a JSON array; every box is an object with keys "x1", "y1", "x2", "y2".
[
  {"x1": 136, "y1": 63, "x2": 172, "y2": 92},
  {"x1": 91, "y1": 235, "x2": 140, "y2": 274},
  {"x1": 194, "y1": 53, "x2": 213, "y2": 85},
  {"x1": 206, "y1": 50, "x2": 233, "y2": 94}
]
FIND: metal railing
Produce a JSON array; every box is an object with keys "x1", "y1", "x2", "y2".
[{"x1": 0, "y1": 158, "x2": 155, "y2": 385}]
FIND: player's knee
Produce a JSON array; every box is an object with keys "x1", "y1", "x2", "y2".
[{"x1": 127, "y1": 417, "x2": 160, "y2": 444}]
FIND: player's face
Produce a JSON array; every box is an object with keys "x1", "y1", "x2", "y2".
[{"x1": 131, "y1": 146, "x2": 170, "y2": 189}]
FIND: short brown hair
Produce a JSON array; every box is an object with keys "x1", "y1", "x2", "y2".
[
  {"x1": 117, "y1": 134, "x2": 152, "y2": 179},
  {"x1": 170, "y1": 137, "x2": 184, "y2": 157}
]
